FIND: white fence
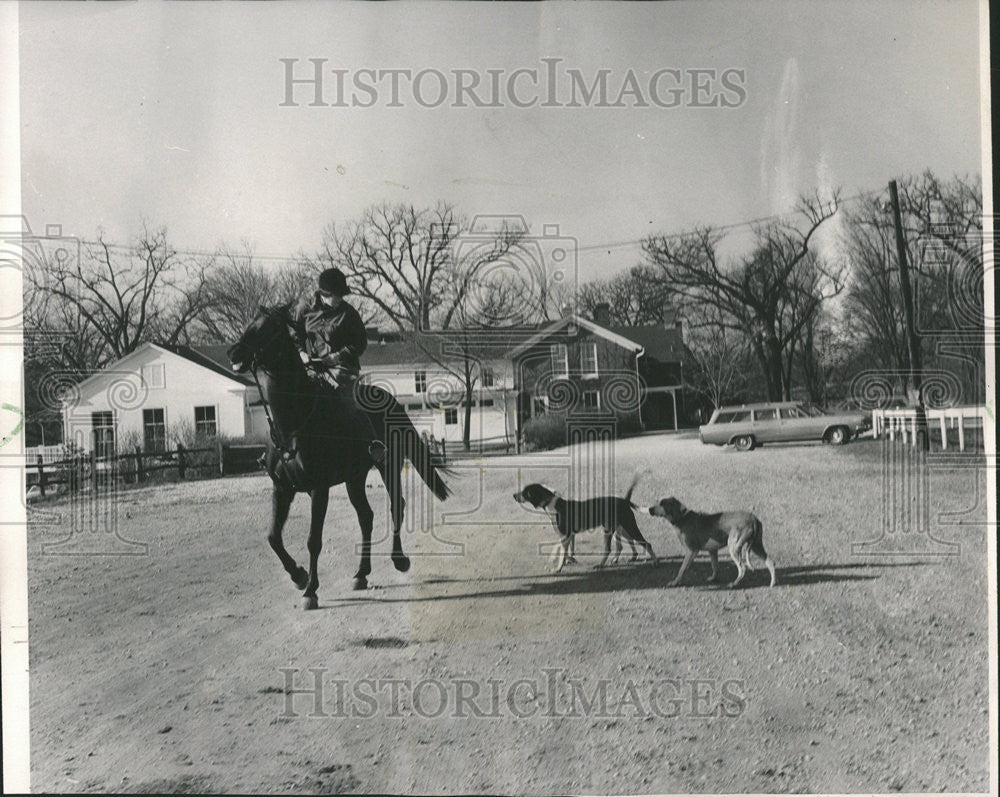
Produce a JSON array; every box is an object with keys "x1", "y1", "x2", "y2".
[
  {"x1": 871, "y1": 406, "x2": 988, "y2": 451},
  {"x1": 23, "y1": 444, "x2": 67, "y2": 464}
]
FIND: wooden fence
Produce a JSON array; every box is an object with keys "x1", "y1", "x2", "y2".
[
  {"x1": 25, "y1": 431, "x2": 519, "y2": 498},
  {"x1": 421, "y1": 433, "x2": 516, "y2": 462},
  {"x1": 871, "y1": 406, "x2": 988, "y2": 452},
  {"x1": 26, "y1": 440, "x2": 266, "y2": 498}
]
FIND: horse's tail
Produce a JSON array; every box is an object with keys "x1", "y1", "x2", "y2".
[
  {"x1": 407, "y1": 418, "x2": 455, "y2": 501},
  {"x1": 382, "y1": 396, "x2": 454, "y2": 501}
]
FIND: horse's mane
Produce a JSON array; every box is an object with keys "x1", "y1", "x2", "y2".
[{"x1": 263, "y1": 301, "x2": 295, "y2": 321}]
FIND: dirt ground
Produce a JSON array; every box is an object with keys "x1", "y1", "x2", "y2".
[{"x1": 26, "y1": 434, "x2": 990, "y2": 794}]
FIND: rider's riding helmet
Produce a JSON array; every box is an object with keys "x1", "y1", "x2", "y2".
[{"x1": 318, "y1": 268, "x2": 350, "y2": 296}]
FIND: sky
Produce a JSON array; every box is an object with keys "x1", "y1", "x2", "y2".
[{"x1": 17, "y1": 0, "x2": 986, "y2": 285}]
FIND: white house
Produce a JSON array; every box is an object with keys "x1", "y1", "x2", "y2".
[
  {"x1": 62, "y1": 343, "x2": 266, "y2": 455},
  {"x1": 360, "y1": 336, "x2": 517, "y2": 445}
]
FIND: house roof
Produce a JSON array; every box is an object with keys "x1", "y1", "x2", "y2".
[
  {"x1": 603, "y1": 324, "x2": 688, "y2": 363},
  {"x1": 508, "y1": 314, "x2": 683, "y2": 359},
  {"x1": 160, "y1": 343, "x2": 256, "y2": 386},
  {"x1": 362, "y1": 327, "x2": 543, "y2": 367}
]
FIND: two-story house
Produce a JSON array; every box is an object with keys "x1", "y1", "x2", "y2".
[{"x1": 510, "y1": 303, "x2": 689, "y2": 439}]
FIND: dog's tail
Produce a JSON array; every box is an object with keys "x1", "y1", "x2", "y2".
[{"x1": 625, "y1": 473, "x2": 641, "y2": 508}]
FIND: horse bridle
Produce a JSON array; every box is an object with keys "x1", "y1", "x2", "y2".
[{"x1": 247, "y1": 314, "x2": 322, "y2": 462}]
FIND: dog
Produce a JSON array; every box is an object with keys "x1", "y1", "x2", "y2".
[
  {"x1": 648, "y1": 498, "x2": 776, "y2": 588},
  {"x1": 513, "y1": 477, "x2": 657, "y2": 572}
]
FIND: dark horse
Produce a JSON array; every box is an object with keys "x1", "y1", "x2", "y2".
[{"x1": 227, "y1": 305, "x2": 452, "y2": 608}]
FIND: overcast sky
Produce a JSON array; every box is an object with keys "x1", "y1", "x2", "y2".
[{"x1": 18, "y1": 0, "x2": 985, "y2": 284}]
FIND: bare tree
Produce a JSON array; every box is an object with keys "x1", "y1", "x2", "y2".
[
  {"x1": 841, "y1": 172, "x2": 983, "y2": 400},
  {"x1": 313, "y1": 202, "x2": 522, "y2": 333},
  {"x1": 577, "y1": 265, "x2": 675, "y2": 325},
  {"x1": 643, "y1": 193, "x2": 842, "y2": 400},
  {"x1": 192, "y1": 244, "x2": 321, "y2": 344},
  {"x1": 683, "y1": 305, "x2": 753, "y2": 409},
  {"x1": 33, "y1": 225, "x2": 213, "y2": 361}
]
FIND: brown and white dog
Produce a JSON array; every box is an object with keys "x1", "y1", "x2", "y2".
[
  {"x1": 648, "y1": 497, "x2": 776, "y2": 588},
  {"x1": 514, "y1": 478, "x2": 657, "y2": 572}
]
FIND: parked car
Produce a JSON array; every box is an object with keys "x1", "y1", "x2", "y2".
[{"x1": 698, "y1": 401, "x2": 871, "y2": 451}]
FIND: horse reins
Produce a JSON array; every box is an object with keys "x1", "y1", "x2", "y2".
[{"x1": 249, "y1": 318, "x2": 325, "y2": 462}]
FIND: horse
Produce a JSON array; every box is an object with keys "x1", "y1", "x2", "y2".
[{"x1": 227, "y1": 304, "x2": 453, "y2": 608}]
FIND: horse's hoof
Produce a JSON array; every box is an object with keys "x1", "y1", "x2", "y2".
[
  {"x1": 392, "y1": 554, "x2": 411, "y2": 573},
  {"x1": 353, "y1": 577, "x2": 368, "y2": 591},
  {"x1": 292, "y1": 567, "x2": 309, "y2": 591},
  {"x1": 300, "y1": 595, "x2": 319, "y2": 610}
]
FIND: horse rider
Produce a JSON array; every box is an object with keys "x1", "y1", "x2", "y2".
[{"x1": 292, "y1": 267, "x2": 385, "y2": 464}]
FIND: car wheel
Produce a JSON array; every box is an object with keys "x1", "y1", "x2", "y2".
[
  {"x1": 733, "y1": 434, "x2": 755, "y2": 452},
  {"x1": 826, "y1": 426, "x2": 849, "y2": 445}
]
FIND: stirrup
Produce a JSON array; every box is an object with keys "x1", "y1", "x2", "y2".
[{"x1": 368, "y1": 440, "x2": 386, "y2": 464}]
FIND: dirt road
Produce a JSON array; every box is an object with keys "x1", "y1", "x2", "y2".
[{"x1": 27, "y1": 436, "x2": 990, "y2": 793}]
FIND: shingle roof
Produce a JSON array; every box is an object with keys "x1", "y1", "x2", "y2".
[
  {"x1": 363, "y1": 327, "x2": 544, "y2": 366},
  {"x1": 603, "y1": 324, "x2": 688, "y2": 363},
  {"x1": 160, "y1": 343, "x2": 256, "y2": 386}
]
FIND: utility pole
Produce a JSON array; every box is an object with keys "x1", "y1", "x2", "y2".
[{"x1": 888, "y1": 179, "x2": 928, "y2": 451}]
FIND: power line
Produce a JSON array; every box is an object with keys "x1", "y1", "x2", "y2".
[
  {"x1": 574, "y1": 189, "x2": 881, "y2": 253},
  {"x1": 69, "y1": 188, "x2": 883, "y2": 261}
]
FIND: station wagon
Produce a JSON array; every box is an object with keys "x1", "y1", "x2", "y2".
[{"x1": 698, "y1": 401, "x2": 871, "y2": 451}]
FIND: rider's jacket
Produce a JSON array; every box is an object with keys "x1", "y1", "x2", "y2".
[{"x1": 291, "y1": 292, "x2": 368, "y2": 378}]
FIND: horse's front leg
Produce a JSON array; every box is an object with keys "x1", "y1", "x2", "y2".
[
  {"x1": 301, "y1": 487, "x2": 329, "y2": 610},
  {"x1": 345, "y1": 473, "x2": 374, "y2": 590},
  {"x1": 269, "y1": 485, "x2": 308, "y2": 591}
]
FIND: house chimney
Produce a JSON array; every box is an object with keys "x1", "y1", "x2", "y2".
[
  {"x1": 592, "y1": 302, "x2": 612, "y2": 326},
  {"x1": 560, "y1": 303, "x2": 574, "y2": 318}
]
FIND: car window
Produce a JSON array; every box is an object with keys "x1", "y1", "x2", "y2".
[
  {"x1": 729, "y1": 410, "x2": 751, "y2": 422},
  {"x1": 780, "y1": 407, "x2": 803, "y2": 419},
  {"x1": 803, "y1": 404, "x2": 826, "y2": 417},
  {"x1": 754, "y1": 408, "x2": 777, "y2": 421},
  {"x1": 713, "y1": 411, "x2": 735, "y2": 424}
]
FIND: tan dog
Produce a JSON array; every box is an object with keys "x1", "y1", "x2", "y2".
[{"x1": 649, "y1": 498, "x2": 776, "y2": 588}]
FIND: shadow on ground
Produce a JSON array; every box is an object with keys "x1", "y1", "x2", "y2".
[{"x1": 319, "y1": 560, "x2": 929, "y2": 608}]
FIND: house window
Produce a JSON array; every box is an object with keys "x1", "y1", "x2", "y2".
[
  {"x1": 141, "y1": 363, "x2": 165, "y2": 389},
  {"x1": 580, "y1": 343, "x2": 598, "y2": 377},
  {"x1": 91, "y1": 411, "x2": 115, "y2": 458},
  {"x1": 143, "y1": 408, "x2": 166, "y2": 453},
  {"x1": 550, "y1": 344, "x2": 568, "y2": 377},
  {"x1": 480, "y1": 399, "x2": 495, "y2": 408},
  {"x1": 481, "y1": 365, "x2": 495, "y2": 387},
  {"x1": 583, "y1": 390, "x2": 600, "y2": 410},
  {"x1": 414, "y1": 370, "x2": 427, "y2": 393},
  {"x1": 444, "y1": 407, "x2": 458, "y2": 425},
  {"x1": 194, "y1": 405, "x2": 217, "y2": 438}
]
